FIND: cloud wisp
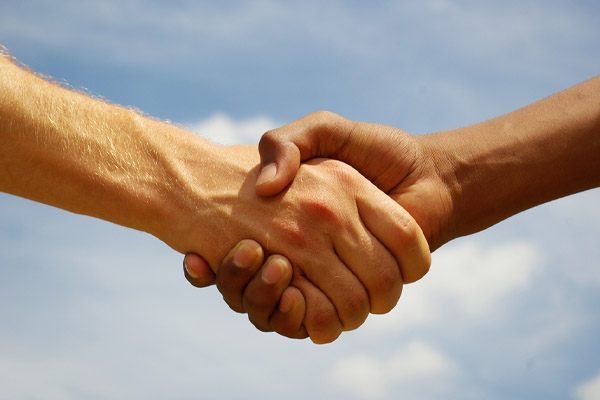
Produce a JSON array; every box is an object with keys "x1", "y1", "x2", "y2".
[
  {"x1": 574, "y1": 371, "x2": 600, "y2": 400},
  {"x1": 329, "y1": 340, "x2": 459, "y2": 399},
  {"x1": 187, "y1": 112, "x2": 279, "y2": 145}
]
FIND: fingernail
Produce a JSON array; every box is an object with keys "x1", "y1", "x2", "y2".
[
  {"x1": 233, "y1": 242, "x2": 257, "y2": 268},
  {"x1": 183, "y1": 258, "x2": 200, "y2": 279},
  {"x1": 256, "y1": 163, "x2": 277, "y2": 186},
  {"x1": 261, "y1": 258, "x2": 287, "y2": 285}
]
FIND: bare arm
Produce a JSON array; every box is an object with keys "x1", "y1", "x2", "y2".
[
  {"x1": 255, "y1": 76, "x2": 600, "y2": 249},
  {"x1": 0, "y1": 54, "x2": 180, "y2": 235},
  {"x1": 219, "y1": 77, "x2": 599, "y2": 333},
  {"x1": 424, "y1": 76, "x2": 600, "y2": 242},
  {"x1": 0, "y1": 53, "x2": 430, "y2": 343}
]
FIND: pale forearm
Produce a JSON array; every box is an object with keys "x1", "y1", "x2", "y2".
[
  {"x1": 0, "y1": 54, "x2": 218, "y2": 243},
  {"x1": 425, "y1": 75, "x2": 600, "y2": 241}
]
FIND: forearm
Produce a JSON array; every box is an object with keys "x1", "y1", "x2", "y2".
[
  {"x1": 424, "y1": 75, "x2": 600, "y2": 241},
  {"x1": 0, "y1": 54, "x2": 222, "y2": 247}
]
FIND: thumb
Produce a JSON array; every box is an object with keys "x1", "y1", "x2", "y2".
[
  {"x1": 183, "y1": 253, "x2": 216, "y2": 288},
  {"x1": 255, "y1": 111, "x2": 350, "y2": 197},
  {"x1": 255, "y1": 127, "x2": 303, "y2": 197}
]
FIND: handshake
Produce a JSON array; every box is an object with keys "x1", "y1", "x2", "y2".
[
  {"x1": 2, "y1": 52, "x2": 597, "y2": 344},
  {"x1": 182, "y1": 111, "x2": 438, "y2": 344}
]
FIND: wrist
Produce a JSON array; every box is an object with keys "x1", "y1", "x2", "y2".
[
  {"x1": 142, "y1": 125, "x2": 261, "y2": 266},
  {"x1": 82, "y1": 114, "x2": 208, "y2": 242},
  {"x1": 420, "y1": 125, "x2": 511, "y2": 244},
  {"x1": 415, "y1": 131, "x2": 464, "y2": 248},
  {"x1": 134, "y1": 120, "x2": 224, "y2": 246}
]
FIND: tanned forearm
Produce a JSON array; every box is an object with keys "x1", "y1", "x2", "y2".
[{"x1": 424, "y1": 75, "x2": 600, "y2": 241}]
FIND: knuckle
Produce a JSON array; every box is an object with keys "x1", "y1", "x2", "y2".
[
  {"x1": 259, "y1": 129, "x2": 279, "y2": 148},
  {"x1": 390, "y1": 214, "x2": 414, "y2": 242},
  {"x1": 248, "y1": 314, "x2": 273, "y2": 333},
  {"x1": 370, "y1": 261, "x2": 402, "y2": 299},
  {"x1": 310, "y1": 110, "x2": 341, "y2": 123},
  {"x1": 216, "y1": 281, "x2": 245, "y2": 312},
  {"x1": 270, "y1": 319, "x2": 294, "y2": 337},
  {"x1": 215, "y1": 273, "x2": 234, "y2": 295},
  {"x1": 310, "y1": 307, "x2": 337, "y2": 331},
  {"x1": 242, "y1": 283, "x2": 275, "y2": 312},
  {"x1": 241, "y1": 291, "x2": 263, "y2": 310},
  {"x1": 411, "y1": 254, "x2": 432, "y2": 282},
  {"x1": 310, "y1": 329, "x2": 341, "y2": 344},
  {"x1": 364, "y1": 257, "x2": 403, "y2": 314},
  {"x1": 327, "y1": 163, "x2": 364, "y2": 196},
  {"x1": 272, "y1": 320, "x2": 305, "y2": 339},
  {"x1": 402, "y1": 261, "x2": 430, "y2": 284},
  {"x1": 294, "y1": 186, "x2": 343, "y2": 228},
  {"x1": 303, "y1": 196, "x2": 340, "y2": 224},
  {"x1": 389, "y1": 217, "x2": 423, "y2": 253},
  {"x1": 223, "y1": 296, "x2": 246, "y2": 314},
  {"x1": 243, "y1": 290, "x2": 275, "y2": 314},
  {"x1": 287, "y1": 330, "x2": 309, "y2": 340},
  {"x1": 306, "y1": 308, "x2": 340, "y2": 344},
  {"x1": 271, "y1": 217, "x2": 310, "y2": 250},
  {"x1": 258, "y1": 129, "x2": 289, "y2": 162},
  {"x1": 339, "y1": 291, "x2": 370, "y2": 331},
  {"x1": 329, "y1": 160, "x2": 354, "y2": 182},
  {"x1": 389, "y1": 218, "x2": 431, "y2": 284},
  {"x1": 394, "y1": 212, "x2": 424, "y2": 247}
]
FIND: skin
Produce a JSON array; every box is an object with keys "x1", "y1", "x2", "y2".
[
  {"x1": 0, "y1": 51, "x2": 430, "y2": 344},
  {"x1": 188, "y1": 75, "x2": 600, "y2": 339},
  {"x1": 185, "y1": 240, "x2": 306, "y2": 338}
]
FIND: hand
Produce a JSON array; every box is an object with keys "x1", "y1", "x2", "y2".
[
  {"x1": 255, "y1": 111, "x2": 454, "y2": 253},
  {"x1": 184, "y1": 240, "x2": 307, "y2": 339},
  {"x1": 163, "y1": 141, "x2": 430, "y2": 343},
  {"x1": 195, "y1": 112, "x2": 445, "y2": 339}
]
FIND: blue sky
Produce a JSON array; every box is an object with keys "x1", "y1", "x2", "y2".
[{"x1": 1, "y1": 1, "x2": 599, "y2": 399}]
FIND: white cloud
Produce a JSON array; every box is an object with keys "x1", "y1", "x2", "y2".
[
  {"x1": 430, "y1": 241, "x2": 541, "y2": 316},
  {"x1": 574, "y1": 371, "x2": 600, "y2": 400},
  {"x1": 187, "y1": 112, "x2": 279, "y2": 145},
  {"x1": 365, "y1": 239, "x2": 541, "y2": 334},
  {"x1": 328, "y1": 340, "x2": 459, "y2": 399},
  {"x1": 329, "y1": 355, "x2": 388, "y2": 398}
]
